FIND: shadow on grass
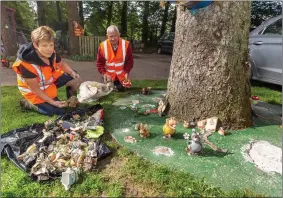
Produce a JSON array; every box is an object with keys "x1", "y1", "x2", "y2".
[
  {"x1": 251, "y1": 80, "x2": 282, "y2": 92},
  {"x1": 200, "y1": 148, "x2": 233, "y2": 158}
]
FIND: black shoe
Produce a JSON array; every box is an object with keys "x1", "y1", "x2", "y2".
[
  {"x1": 115, "y1": 84, "x2": 125, "y2": 92},
  {"x1": 20, "y1": 97, "x2": 38, "y2": 111}
]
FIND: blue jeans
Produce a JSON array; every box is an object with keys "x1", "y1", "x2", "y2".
[{"x1": 35, "y1": 73, "x2": 74, "y2": 116}]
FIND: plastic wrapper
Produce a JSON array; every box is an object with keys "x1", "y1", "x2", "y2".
[{"x1": 77, "y1": 81, "x2": 113, "y2": 103}]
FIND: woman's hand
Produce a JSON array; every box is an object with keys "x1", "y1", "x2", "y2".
[
  {"x1": 71, "y1": 71, "x2": 80, "y2": 79},
  {"x1": 52, "y1": 100, "x2": 67, "y2": 108}
]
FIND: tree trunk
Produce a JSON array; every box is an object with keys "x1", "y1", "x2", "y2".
[
  {"x1": 56, "y1": 1, "x2": 62, "y2": 22},
  {"x1": 78, "y1": 1, "x2": 84, "y2": 27},
  {"x1": 66, "y1": 1, "x2": 80, "y2": 55},
  {"x1": 37, "y1": 1, "x2": 46, "y2": 26},
  {"x1": 107, "y1": 2, "x2": 113, "y2": 27},
  {"x1": 170, "y1": 5, "x2": 177, "y2": 32},
  {"x1": 160, "y1": 1, "x2": 169, "y2": 37},
  {"x1": 142, "y1": 1, "x2": 149, "y2": 46},
  {"x1": 167, "y1": 2, "x2": 252, "y2": 129},
  {"x1": 120, "y1": 1, "x2": 128, "y2": 37}
]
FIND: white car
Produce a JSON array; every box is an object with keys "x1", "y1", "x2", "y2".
[{"x1": 249, "y1": 15, "x2": 282, "y2": 85}]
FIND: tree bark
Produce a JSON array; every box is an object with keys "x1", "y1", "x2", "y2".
[
  {"x1": 120, "y1": 1, "x2": 128, "y2": 37},
  {"x1": 37, "y1": 1, "x2": 46, "y2": 26},
  {"x1": 107, "y1": 2, "x2": 113, "y2": 27},
  {"x1": 142, "y1": 1, "x2": 149, "y2": 46},
  {"x1": 167, "y1": 2, "x2": 252, "y2": 129},
  {"x1": 66, "y1": 1, "x2": 80, "y2": 55},
  {"x1": 56, "y1": 1, "x2": 62, "y2": 22},
  {"x1": 170, "y1": 6, "x2": 177, "y2": 32},
  {"x1": 160, "y1": 1, "x2": 169, "y2": 38},
  {"x1": 78, "y1": 1, "x2": 84, "y2": 27}
]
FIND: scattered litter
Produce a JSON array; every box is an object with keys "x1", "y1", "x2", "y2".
[
  {"x1": 121, "y1": 128, "x2": 130, "y2": 133},
  {"x1": 124, "y1": 136, "x2": 137, "y2": 143},
  {"x1": 242, "y1": 140, "x2": 282, "y2": 175},
  {"x1": 119, "y1": 106, "x2": 127, "y2": 110},
  {"x1": 152, "y1": 97, "x2": 162, "y2": 102},
  {"x1": 152, "y1": 146, "x2": 174, "y2": 156},
  {"x1": 143, "y1": 104, "x2": 156, "y2": 108}
]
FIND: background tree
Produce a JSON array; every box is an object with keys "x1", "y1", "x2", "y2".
[
  {"x1": 251, "y1": 1, "x2": 282, "y2": 30},
  {"x1": 170, "y1": 6, "x2": 177, "y2": 32},
  {"x1": 160, "y1": 1, "x2": 169, "y2": 38},
  {"x1": 167, "y1": 2, "x2": 252, "y2": 129},
  {"x1": 142, "y1": 1, "x2": 149, "y2": 46},
  {"x1": 78, "y1": 1, "x2": 84, "y2": 27},
  {"x1": 120, "y1": 1, "x2": 128, "y2": 37},
  {"x1": 37, "y1": 1, "x2": 46, "y2": 26},
  {"x1": 107, "y1": 2, "x2": 113, "y2": 27},
  {"x1": 66, "y1": 1, "x2": 80, "y2": 55}
]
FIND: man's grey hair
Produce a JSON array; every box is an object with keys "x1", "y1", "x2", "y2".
[{"x1": 107, "y1": 25, "x2": 120, "y2": 34}]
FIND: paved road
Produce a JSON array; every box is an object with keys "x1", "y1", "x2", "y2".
[{"x1": 0, "y1": 53, "x2": 172, "y2": 86}]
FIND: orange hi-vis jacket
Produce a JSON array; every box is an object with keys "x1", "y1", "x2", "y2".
[
  {"x1": 100, "y1": 38, "x2": 129, "y2": 82},
  {"x1": 12, "y1": 58, "x2": 64, "y2": 104}
]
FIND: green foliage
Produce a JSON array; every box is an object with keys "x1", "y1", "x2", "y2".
[
  {"x1": 69, "y1": 54, "x2": 96, "y2": 61},
  {"x1": 251, "y1": 1, "x2": 282, "y2": 29},
  {"x1": 2, "y1": 1, "x2": 36, "y2": 31}
]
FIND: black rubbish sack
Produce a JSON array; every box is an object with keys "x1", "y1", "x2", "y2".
[{"x1": 1, "y1": 104, "x2": 112, "y2": 180}]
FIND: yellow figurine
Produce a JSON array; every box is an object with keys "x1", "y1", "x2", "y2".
[{"x1": 163, "y1": 117, "x2": 177, "y2": 138}]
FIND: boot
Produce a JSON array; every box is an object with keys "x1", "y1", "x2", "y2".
[{"x1": 19, "y1": 97, "x2": 38, "y2": 111}]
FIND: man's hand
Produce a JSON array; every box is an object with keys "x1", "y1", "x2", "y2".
[
  {"x1": 103, "y1": 73, "x2": 112, "y2": 83},
  {"x1": 52, "y1": 100, "x2": 67, "y2": 108},
  {"x1": 125, "y1": 73, "x2": 130, "y2": 80}
]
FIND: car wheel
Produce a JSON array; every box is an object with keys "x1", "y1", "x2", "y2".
[{"x1": 157, "y1": 47, "x2": 162, "y2": 54}]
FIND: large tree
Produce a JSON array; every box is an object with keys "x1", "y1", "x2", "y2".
[
  {"x1": 37, "y1": 1, "x2": 46, "y2": 26},
  {"x1": 120, "y1": 1, "x2": 128, "y2": 37},
  {"x1": 142, "y1": 1, "x2": 149, "y2": 46},
  {"x1": 67, "y1": 1, "x2": 80, "y2": 55},
  {"x1": 167, "y1": 2, "x2": 252, "y2": 129}
]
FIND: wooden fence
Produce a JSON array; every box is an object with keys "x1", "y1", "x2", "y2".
[{"x1": 79, "y1": 36, "x2": 106, "y2": 57}]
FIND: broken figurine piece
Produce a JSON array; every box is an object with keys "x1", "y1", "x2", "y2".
[
  {"x1": 183, "y1": 121, "x2": 189, "y2": 128},
  {"x1": 163, "y1": 117, "x2": 177, "y2": 138},
  {"x1": 140, "y1": 87, "x2": 152, "y2": 95},
  {"x1": 66, "y1": 96, "x2": 79, "y2": 108},
  {"x1": 157, "y1": 99, "x2": 168, "y2": 116},
  {"x1": 197, "y1": 119, "x2": 206, "y2": 129},
  {"x1": 124, "y1": 136, "x2": 137, "y2": 143},
  {"x1": 61, "y1": 167, "x2": 81, "y2": 191},
  {"x1": 218, "y1": 127, "x2": 226, "y2": 136}
]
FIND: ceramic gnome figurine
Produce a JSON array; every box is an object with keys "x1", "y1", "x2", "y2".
[
  {"x1": 61, "y1": 167, "x2": 81, "y2": 190},
  {"x1": 186, "y1": 132, "x2": 203, "y2": 155},
  {"x1": 163, "y1": 117, "x2": 177, "y2": 138}
]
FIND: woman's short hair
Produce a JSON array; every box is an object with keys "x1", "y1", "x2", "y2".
[
  {"x1": 31, "y1": 26, "x2": 55, "y2": 44},
  {"x1": 107, "y1": 25, "x2": 120, "y2": 35}
]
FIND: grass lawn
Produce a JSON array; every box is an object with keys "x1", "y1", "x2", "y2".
[{"x1": 1, "y1": 80, "x2": 281, "y2": 197}]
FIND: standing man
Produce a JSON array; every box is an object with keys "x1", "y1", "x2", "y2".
[
  {"x1": 96, "y1": 25, "x2": 134, "y2": 91},
  {"x1": 12, "y1": 26, "x2": 81, "y2": 116}
]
